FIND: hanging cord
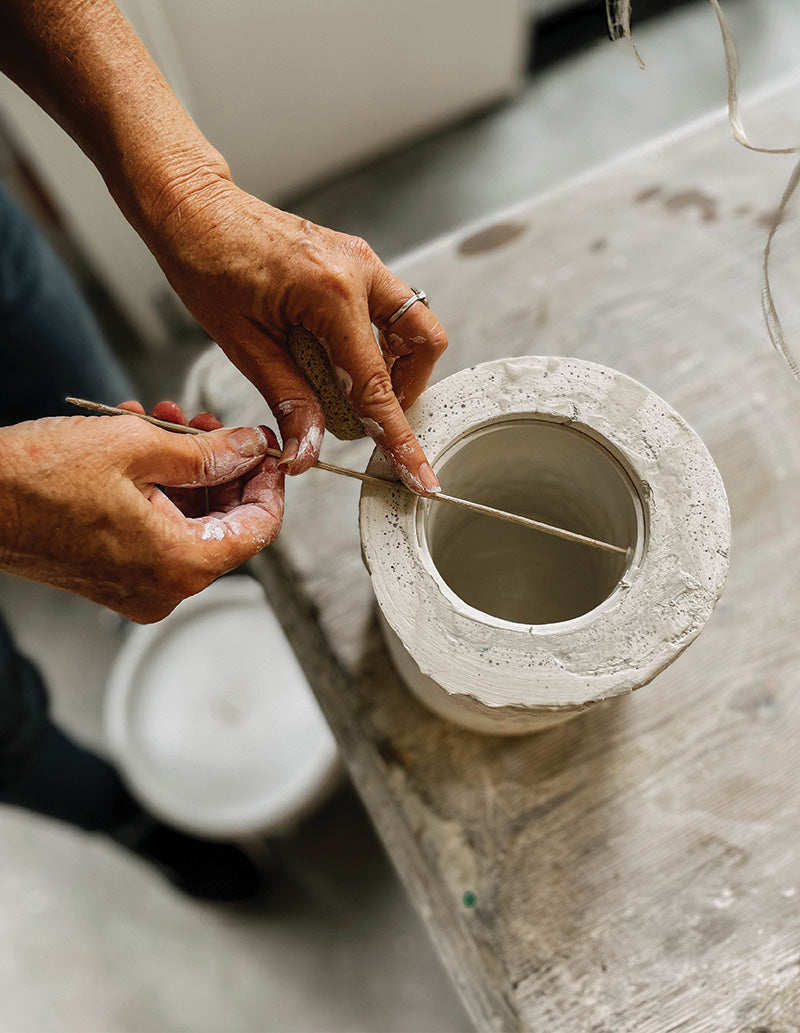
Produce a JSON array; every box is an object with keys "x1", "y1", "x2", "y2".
[
  {"x1": 605, "y1": 0, "x2": 645, "y2": 68},
  {"x1": 607, "y1": 0, "x2": 800, "y2": 380}
]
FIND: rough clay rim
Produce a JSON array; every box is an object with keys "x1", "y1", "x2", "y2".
[{"x1": 359, "y1": 356, "x2": 731, "y2": 711}]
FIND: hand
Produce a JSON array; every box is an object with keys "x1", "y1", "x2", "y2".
[
  {"x1": 0, "y1": 0, "x2": 446, "y2": 491},
  {"x1": 143, "y1": 174, "x2": 448, "y2": 494},
  {"x1": 0, "y1": 406, "x2": 284, "y2": 623}
]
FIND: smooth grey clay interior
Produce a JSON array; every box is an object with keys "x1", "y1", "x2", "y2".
[{"x1": 421, "y1": 418, "x2": 644, "y2": 626}]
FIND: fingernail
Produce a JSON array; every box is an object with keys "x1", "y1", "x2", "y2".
[
  {"x1": 279, "y1": 437, "x2": 299, "y2": 467},
  {"x1": 419, "y1": 462, "x2": 441, "y2": 494},
  {"x1": 227, "y1": 426, "x2": 267, "y2": 457}
]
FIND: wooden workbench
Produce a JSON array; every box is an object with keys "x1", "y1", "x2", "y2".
[{"x1": 195, "y1": 77, "x2": 800, "y2": 1031}]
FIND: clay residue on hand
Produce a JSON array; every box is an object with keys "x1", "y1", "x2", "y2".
[
  {"x1": 361, "y1": 416, "x2": 385, "y2": 440},
  {"x1": 297, "y1": 424, "x2": 323, "y2": 462},
  {"x1": 200, "y1": 518, "x2": 226, "y2": 541}
]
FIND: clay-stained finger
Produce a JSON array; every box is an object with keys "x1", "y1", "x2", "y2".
[
  {"x1": 217, "y1": 320, "x2": 325, "y2": 475},
  {"x1": 319, "y1": 301, "x2": 440, "y2": 495},
  {"x1": 117, "y1": 400, "x2": 147, "y2": 415},
  {"x1": 189, "y1": 412, "x2": 224, "y2": 432},
  {"x1": 152, "y1": 400, "x2": 189, "y2": 426}
]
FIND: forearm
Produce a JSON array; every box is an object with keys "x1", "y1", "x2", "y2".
[
  {"x1": 0, "y1": 0, "x2": 228, "y2": 236},
  {"x1": 0, "y1": 1, "x2": 448, "y2": 491}
]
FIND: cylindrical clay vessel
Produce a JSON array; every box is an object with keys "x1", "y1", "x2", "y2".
[{"x1": 359, "y1": 356, "x2": 731, "y2": 735}]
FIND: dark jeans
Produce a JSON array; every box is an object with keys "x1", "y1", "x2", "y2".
[{"x1": 0, "y1": 184, "x2": 138, "y2": 830}]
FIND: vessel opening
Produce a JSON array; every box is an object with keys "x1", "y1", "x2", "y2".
[{"x1": 421, "y1": 418, "x2": 643, "y2": 626}]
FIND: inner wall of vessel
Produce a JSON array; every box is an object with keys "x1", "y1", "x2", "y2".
[{"x1": 422, "y1": 418, "x2": 643, "y2": 626}]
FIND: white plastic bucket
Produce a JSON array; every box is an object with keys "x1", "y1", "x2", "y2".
[{"x1": 105, "y1": 576, "x2": 341, "y2": 838}]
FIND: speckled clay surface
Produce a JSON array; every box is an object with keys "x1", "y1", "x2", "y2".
[{"x1": 359, "y1": 356, "x2": 731, "y2": 733}]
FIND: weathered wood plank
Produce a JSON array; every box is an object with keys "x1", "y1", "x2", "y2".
[{"x1": 199, "y1": 79, "x2": 800, "y2": 1032}]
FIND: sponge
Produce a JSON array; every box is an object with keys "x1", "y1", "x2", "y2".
[{"x1": 288, "y1": 325, "x2": 375, "y2": 441}]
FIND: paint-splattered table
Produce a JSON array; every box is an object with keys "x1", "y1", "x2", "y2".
[{"x1": 190, "y1": 77, "x2": 800, "y2": 1032}]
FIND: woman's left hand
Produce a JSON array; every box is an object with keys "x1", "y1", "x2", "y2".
[{"x1": 118, "y1": 399, "x2": 262, "y2": 517}]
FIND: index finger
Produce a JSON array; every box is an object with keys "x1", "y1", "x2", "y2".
[{"x1": 324, "y1": 298, "x2": 440, "y2": 495}]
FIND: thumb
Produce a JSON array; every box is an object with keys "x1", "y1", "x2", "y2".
[{"x1": 131, "y1": 424, "x2": 269, "y2": 488}]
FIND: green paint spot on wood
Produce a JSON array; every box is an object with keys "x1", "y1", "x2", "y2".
[{"x1": 463, "y1": 891, "x2": 477, "y2": 908}]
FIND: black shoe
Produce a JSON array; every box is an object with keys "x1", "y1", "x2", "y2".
[{"x1": 113, "y1": 812, "x2": 266, "y2": 902}]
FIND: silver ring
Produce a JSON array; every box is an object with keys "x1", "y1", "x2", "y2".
[{"x1": 385, "y1": 288, "x2": 429, "y2": 328}]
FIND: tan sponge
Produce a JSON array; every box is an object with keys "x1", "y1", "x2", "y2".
[{"x1": 287, "y1": 325, "x2": 370, "y2": 441}]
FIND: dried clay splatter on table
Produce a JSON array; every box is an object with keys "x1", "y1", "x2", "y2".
[{"x1": 607, "y1": 0, "x2": 800, "y2": 381}]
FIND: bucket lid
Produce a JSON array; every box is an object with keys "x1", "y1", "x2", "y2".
[{"x1": 105, "y1": 576, "x2": 340, "y2": 838}]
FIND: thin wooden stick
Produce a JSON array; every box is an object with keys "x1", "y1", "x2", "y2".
[{"x1": 66, "y1": 397, "x2": 628, "y2": 556}]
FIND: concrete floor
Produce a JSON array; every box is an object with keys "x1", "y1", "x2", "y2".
[{"x1": 2, "y1": 2, "x2": 800, "y2": 1031}]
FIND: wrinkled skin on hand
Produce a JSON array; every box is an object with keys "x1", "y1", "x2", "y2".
[
  {"x1": 0, "y1": 0, "x2": 447, "y2": 491},
  {"x1": 0, "y1": 404, "x2": 283, "y2": 623},
  {"x1": 144, "y1": 171, "x2": 448, "y2": 494}
]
